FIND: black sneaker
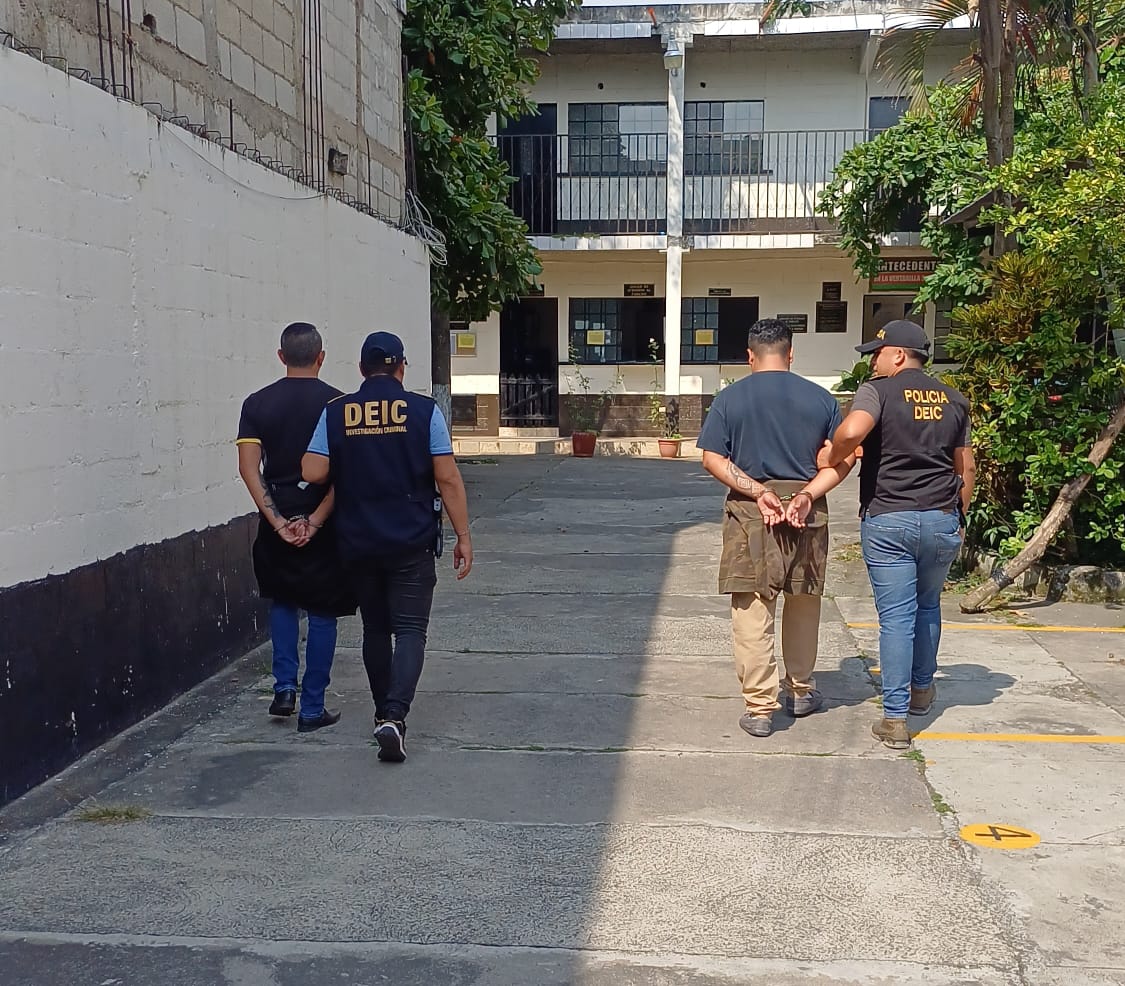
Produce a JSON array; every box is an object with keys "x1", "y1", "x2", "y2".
[
  {"x1": 269, "y1": 690, "x2": 297, "y2": 717},
  {"x1": 373, "y1": 719, "x2": 407, "y2": 763}
]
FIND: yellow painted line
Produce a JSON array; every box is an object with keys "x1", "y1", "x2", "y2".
[
  {"x1": 917, "y1": 731, "x2": 1125, "y2": 744},
  {"x1": 847, "y1": 621, "x2": 1125, "y2": 634}
]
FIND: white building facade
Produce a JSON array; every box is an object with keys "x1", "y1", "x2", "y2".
[{"x1": 451, "y1": 1, "x2": 968, "y2": 438}]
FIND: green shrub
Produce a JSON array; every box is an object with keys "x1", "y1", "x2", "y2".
[{"x1": 945, "y1": 254, "x2": 1125, "y2": 565}]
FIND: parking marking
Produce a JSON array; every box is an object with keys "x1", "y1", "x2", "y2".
[{"x1": 961, "y1": 824, "x2": 1040, "y2": 849}]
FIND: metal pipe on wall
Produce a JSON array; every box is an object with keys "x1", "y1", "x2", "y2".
[
  {"x1": 103, "y1": 0, "x2": 116, "y2": 91},
  {"x1": 303, "y1": 0, "x2": 312, "y2": 180},
  {"x1": 95, "y1": 0, "x2": 107, "y2": 85},
  {"x1": 315, "y1": 0, "x2": 325, "y2": 188}
]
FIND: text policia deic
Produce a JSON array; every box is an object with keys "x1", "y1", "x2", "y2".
[{"x1": 901, "y1": 387, "x2": 951, "y2": 421}]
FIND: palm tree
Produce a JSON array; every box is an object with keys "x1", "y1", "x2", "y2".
[
  {"x1": 875, "y1": 0, "x2": 1125, "y2": 610},
  {"x1": 879, "y1": 0, "x2": 1125, "y2": 164}
]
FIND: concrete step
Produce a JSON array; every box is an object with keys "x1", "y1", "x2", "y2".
[{"x1": 453, "y1": 436, "x2": 702, "y2": 458}]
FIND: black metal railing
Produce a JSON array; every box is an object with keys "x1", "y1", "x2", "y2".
[
  {"x1": 500, "y1": 376, "x2": 558, "y2": 427},
  {"x1": 495, "y1": 129, "x2": 920, "y2": 237},
  {"x1": 683, "y1": 129, "x2": 865, "y2": 234},
  {"x1": 497, "y1": 133, "x2": 667, "y2": 236}
]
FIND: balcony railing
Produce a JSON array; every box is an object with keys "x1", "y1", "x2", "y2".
[{"x1": 496, "y1": 129, "x2": 899, "y2": 237}]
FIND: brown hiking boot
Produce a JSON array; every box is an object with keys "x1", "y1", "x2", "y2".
[
  {"x1": 872, "y1": 717, "x2": 911, "y2": 750},
  {"x1": 910, "y1": 682, "x2": 937, "y2": 716}
]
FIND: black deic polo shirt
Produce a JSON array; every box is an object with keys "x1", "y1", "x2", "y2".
[{"x1": 851, "y1": 368, "x2": 971, "y2": 517}]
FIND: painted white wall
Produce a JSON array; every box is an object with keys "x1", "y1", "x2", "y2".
[
  {"x1": 0, "y1": 48, "x2": 429, "y2": 587},
  {"x1": 681, "y1": 252, "x2": 867, "y2": 390},
  {"x1": 531, "y1": 44, "x2": 967, "y2": 133},
  {"x1": 452, "y1": 311, "x2": 501, "y2": 395},
  {"x1": 454, "y1": 250, "x2": 930, "y2": 399}
]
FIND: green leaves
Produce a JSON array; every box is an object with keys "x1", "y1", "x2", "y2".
[
  {"x1": 404, "y1": 0, "x2": 577, "y2": 321},
  {"x1": 945, "y1": 253, "x2": 1125, "y2": 564},
  {"x1": 818, "y1": 86, "x2": 991, "y2": 302}
]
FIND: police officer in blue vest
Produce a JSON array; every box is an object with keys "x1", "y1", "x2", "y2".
[{"x1": 302, "y1": 331, "x2": 473, "y2": 763}]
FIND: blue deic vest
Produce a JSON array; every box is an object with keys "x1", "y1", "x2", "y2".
[{"x1": 325, "y1": 376, "x2": 439, "y2": 563}]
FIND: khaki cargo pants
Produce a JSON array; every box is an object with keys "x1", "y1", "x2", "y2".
[{"x1": 718, "y1": 481, "x2": 829, "y2": 716}]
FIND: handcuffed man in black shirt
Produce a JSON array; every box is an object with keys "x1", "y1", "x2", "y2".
[
  {"x1": 237, "y1": 322, "x2": 356, "y2": 733},
  {"x1": 820, "y1": 320, "x2": 976, "y2": 750}
]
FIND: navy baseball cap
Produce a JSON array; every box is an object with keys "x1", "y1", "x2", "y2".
[
  {"x1": 856, "y1": 319, "x2": 931, "y2": 355},
  {"x1": 361, "y1": 331, "x2": 406, "y2": 365}
]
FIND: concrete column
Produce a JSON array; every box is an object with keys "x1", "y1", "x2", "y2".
[
  {"x1": 663, "y1": 42, "x2": 686, "y2": 399},
  {"x1": 664, "y1": 245, "x2": 683, "y2": 400}
]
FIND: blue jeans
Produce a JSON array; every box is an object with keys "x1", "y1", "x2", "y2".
[
  {"x1": 861, "y1": 510, "x2": 963, "y2": 719},
  {"x1": 269, "y1": 603, "x2": 338, "y2": 720},
  {"x1": 353, "y1": 548, "x2": 437, "y2": 723}
]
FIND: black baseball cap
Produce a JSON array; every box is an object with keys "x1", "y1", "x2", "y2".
[
  {"x1": 856, "y1": 319, "x2": 931, "y2": 355},
  {"x1": 361, "y1": 331, "x2": 406, "y2": 365}
]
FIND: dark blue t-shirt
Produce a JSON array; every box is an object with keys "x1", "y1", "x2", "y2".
[{"x1": 697, "y1": 371, "x2": 842, "y2": 481}]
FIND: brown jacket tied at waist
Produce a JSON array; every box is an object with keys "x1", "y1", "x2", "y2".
[{"x1": 718, "y1": 479, "x2": 829, "y2": 598}]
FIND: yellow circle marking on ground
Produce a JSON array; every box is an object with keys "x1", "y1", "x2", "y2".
[{"x1": 960, "y1": 824, "x2": 1040, "y2": 849}]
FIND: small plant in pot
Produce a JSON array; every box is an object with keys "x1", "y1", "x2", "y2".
[
  {"x1": 563, "y1": 348, "x2": 619, "y2": 457},
  {"x1": 648, "y1": 339, "x2": 683, "y2": 458}
]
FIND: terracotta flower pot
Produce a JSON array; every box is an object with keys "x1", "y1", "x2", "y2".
[
  {"x1": 658, "y1": 438, "x2": 682, "y2": 459},
  {"x1": 571, "y1": 432, "x2": 597, "y2": 457}
]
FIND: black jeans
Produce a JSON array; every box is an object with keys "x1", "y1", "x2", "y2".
[{"x1": 351, "y1": 548, "x2": 437, "y2": 722}]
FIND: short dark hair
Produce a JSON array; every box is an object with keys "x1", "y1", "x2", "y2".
[
  {"x1": 360, "y1": 359, "x2": 400, "y2": 377},
  {"x1": 279, "y1": 322, "x2": 323, "y2": 367},
  {"x1": 747, "y1": 318, "x2": 793, "y2": 357}
]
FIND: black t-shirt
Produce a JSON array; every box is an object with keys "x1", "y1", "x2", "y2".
[
  {"x1": 237, "y1": 377, "x2": 342, "y2": 486},
  {"x1": 851, "y1": 369, "x2": 971, "y2": 516},
  {"x1": 697, "y1": 371, "x2": 843, "y2": 481}
]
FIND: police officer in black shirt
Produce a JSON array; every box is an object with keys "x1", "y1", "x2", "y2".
[
  {"x1": 302, "y1": 331, "x2": 473, "y2": 764},
  {"x1": 820, "y1": 320, "x2": 977, "y2": 750},
  {"x1": 237, "y1": 322, "x2": 356, "y2": 733}
]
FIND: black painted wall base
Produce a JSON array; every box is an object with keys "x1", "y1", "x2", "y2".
[{"x1": 0, "y1": 514, "x2": 268, "y2": 807}]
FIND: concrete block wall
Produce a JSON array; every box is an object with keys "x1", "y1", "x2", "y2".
[
  {"x1": 0, "y1": 47, "x2": 428, "y2": 804},
  {"x1": 1, "y1": 0, "x2": 404, "y2": 221}
]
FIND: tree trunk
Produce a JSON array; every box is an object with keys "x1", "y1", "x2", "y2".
[
  {"x1": 978, "y1": 0, "x2": 1005, "y2": 168},
  {"x1": 999, "y1": 0, "x2": 1017, "y2": 164},
  {"x1": 961, "y1": 398, "x2": 1125, "y2": 612},
  {"x1": 1079, "y1": 23, "x2": 1100, "y2": 101},
  {"x1": 430, "y1": 300, "x2": 452, "y2": 430}
]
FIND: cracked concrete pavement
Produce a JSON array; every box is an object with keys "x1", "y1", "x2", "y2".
[{"x1": 1, "y1": 456, "x2": 1123, "y2": 985}]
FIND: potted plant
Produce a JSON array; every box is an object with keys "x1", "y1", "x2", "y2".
[
  {"x1": 648, "y1": 340, "x2": 683, "y2": 458},
  {"x1": 563, "y1": 348, "x2": 619, "y2": 457}
]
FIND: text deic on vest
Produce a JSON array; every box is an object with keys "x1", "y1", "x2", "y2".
[
  {"x1": 343, "y1": 399, "x2": 409, "y2": 436},
  {"x1": 902, "y1": 387, "x2": 950, "y2": 421}
]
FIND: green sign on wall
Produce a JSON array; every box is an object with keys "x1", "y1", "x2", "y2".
[{"x1": 871, "y1": 258, "x2": 937, "y2": 292}]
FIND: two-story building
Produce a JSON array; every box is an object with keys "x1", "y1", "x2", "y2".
[{"x1": 451, "y1": 0, "x2": 970, "y2": 439}]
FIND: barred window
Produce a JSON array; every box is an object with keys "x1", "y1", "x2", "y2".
[
  {"x1": 568, "y1": 103, "x2": 668, "y2": 176},
  {"x1": 685, "y1": 101, "x2": 764, "y2": 176},
  {"x1": 933, "y1": 299, "x2": 954, "y2": 364},
  {"x1": 680, "y1": 297, "x2": 761, "y2": 363},
  {"x1": 569, "y1": 298, "x2": 622, "y2": 363},
  {"x1": 681, "y1": 298, "x2": 719, "y2": 363}
]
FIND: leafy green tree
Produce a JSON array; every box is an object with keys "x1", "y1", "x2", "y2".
[
  {"x1": 879, "y1": 0, "x2": 1125, "y2": 163},
  {"x1": 818, "y1": 88, "x2": 991, "y2": 308},
  {"x1": 945, "y1": 254, "x2": 1125, "y2": 564},
  {"x1": 403, "y1": 0, "x2": 577, "y2": 407},
  {"x1": 957, "y1": 80, "x2": 1125, "y2": 606},
  {"x1": 987, "y1": 81, "x2": 1125, "y2": 331}
]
